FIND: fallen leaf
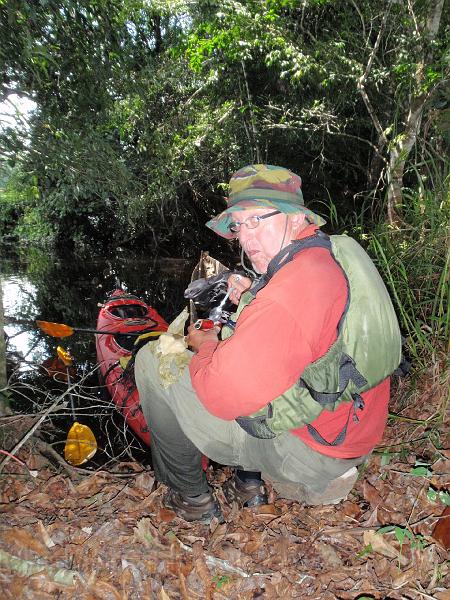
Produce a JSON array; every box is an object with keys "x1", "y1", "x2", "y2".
[
  {"x1": 120, "y1": 566, "x2": 133, "y2": 593},
  {"x1": 134, "y1": 471, "x2": 155, "y2": 492},
  {"x1": 133, "y1": 518, "x2": 164, "y2": 549},
  {"x1": 362, "y1": 481, "x2": 384, "y2": 507},
  {"x1": 74, "y1": 473, "x2": 109, "y2": 496},
  {"x1": 377, "y1": 506, "x2": 406, "y2": 526},
  {"x1": 431, "y1": 506, "x2": 450, "y2": 549},
  {"x1": 3, "y1": 528, "x2": 48, "y2": 557},
  {"x1": 239, "y1": 509, "x2": 254, "y2": 527},
  {"x1": 363, "y1": 530, "x2": 408, "y2": 566},
  {"x1": 315, "y1": 541, "x2": 344, "y2": 568},
  {"x1": 254, "y1": 504, "x2": 281, "y2": 516},
  {"x1": 165, "y1": 560, "x2": 192, "y2": 577},
  {"x1": 91, "y1": 580, "x2": 122, "y2": 600},
  {"x1": 208, "y1": 521, "x2": 227, "y2": 549},
  {"x1": 37, "y1": 520, "x2": 55, "y2": 549},
  {"x1": 243, "y1": 539, "x2": 263, "y2": 554},
  {"x1": 391, "y1": 566, "x2": 416, "y2": 588},
  {"x1": 158, "y1": 507, "x2": 176, "y2": 522},
  {"x1": 341, "y1": 501, "x2": 362, "y2": 519},
  {"x1": 159, "y1": 586, "x2": 171, "y2": 599}
]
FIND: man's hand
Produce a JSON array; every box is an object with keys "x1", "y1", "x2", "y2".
[
  {"x1": 186, "y1": 323, "x2": 220, "y2": 353},
  {"x1": 227, "y1": 273, "x2": 252, "y2": 305}
]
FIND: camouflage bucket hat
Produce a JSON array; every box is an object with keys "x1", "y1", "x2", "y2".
[{"x1": 206, "y1": 164, "x2": 326, "y2": 239}]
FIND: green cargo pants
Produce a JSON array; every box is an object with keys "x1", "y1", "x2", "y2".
[{"x1": 135, "y1": 342, "x2": 367, "y2": 501}]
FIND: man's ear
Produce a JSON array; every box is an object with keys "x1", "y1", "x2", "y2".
[{"x1": 291, "y1": 212, "x2": 307, "y2": 233}]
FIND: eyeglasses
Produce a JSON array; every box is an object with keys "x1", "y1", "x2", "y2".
[{"x1": 228, "y1": 210, "x2": 281, "y2": 234}]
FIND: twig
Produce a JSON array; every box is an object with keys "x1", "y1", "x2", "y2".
[
  {"x1": 414, "y1": 589, "x2": 439, "y2": 600},
  {"x1": 34, "y1": 437, "x2": 80, "y2": 478},
  {"x1": 0, "y1": 449, "x2": 37, "y2": 476},
  {"x1": 0, "y1": 385, "x2": 76, "y2": 473},
  {"x1": 409, "y1": 512, "x2": 450, "y2": 528},
  {"x1": 388, "y1": 412, "x2": 439, "y2": 424}
]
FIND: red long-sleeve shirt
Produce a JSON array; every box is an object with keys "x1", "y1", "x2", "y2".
[{"x1": 189, "y1": 226, "x2": 389, "y2": 458}]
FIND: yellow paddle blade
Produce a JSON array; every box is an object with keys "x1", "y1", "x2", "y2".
[
  {"x1": 119, "y1": 355, "x2": 131, "y2": 370},
  {"x1": 64, "y1": 422, "x2": 97, "y2": 466},
  {"x1": 133, "y1": 330, "x2": 165, "y2": 345},
  {"x1": 37, "y1": 320, "x2": 75, "y2": 338},
  {"x1": 57, "y1": 346, "x2": 74, "y2": 367}
]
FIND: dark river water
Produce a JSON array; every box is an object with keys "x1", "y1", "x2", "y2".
[{"x1": 1, "y1": 245, "x2": 203, "y2": 466}]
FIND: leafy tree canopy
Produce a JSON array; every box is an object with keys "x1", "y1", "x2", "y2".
[{"x1": 0, "y1": 0, "x2": 448, "y2": 253}]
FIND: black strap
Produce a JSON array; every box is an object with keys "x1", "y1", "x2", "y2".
[
  {"x1": 393, "y1": 337, "x2": 411, "y2": 378},
  {"x1": 300, "y1": 353, "x2": 367, "y2": 446},
  {"x1": 306, "y1": 393, "x2": 365, "y2": 446},
  {"x1": 235, "y1": 403, "x2": 276, "y2": 439},
  {"x1": 299, "y1": 353, "x2": 368, "y2": 407},
  {"x1": 102, "y1": 360, "x2": 120, "y2": 382},
  {"x1": 235, "y1": 415, "x2": 277, "y2": 439},
  {"x1": 251, "y1": 231, "x2": 331, "y2": 295}
]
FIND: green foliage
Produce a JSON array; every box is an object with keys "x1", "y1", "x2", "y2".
[
  {"x1": 0, "y1": 163, "x2": 38, "y2": 241},
  {"x1": 212, "y1": 574, "x2": 231, "y2": 589},
  {"x1": 427, "y1": 487, "x2": 450, "y2": 505},
  {"x1": 367, "y1": 166, "x2": 449, "y2": 366},
  {"x1": 377, "y1": 524, "x2": 427, "y2": 550},
  {"x1": 377, "y1": 524, "x2": 428, "y2": 569},
  {"x1": 0, "y1": 0, "x2": 449, "y2": 276}
]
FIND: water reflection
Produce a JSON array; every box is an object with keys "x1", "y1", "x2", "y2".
[
  {"x1": 3, "y1": 275, "x2": 49, "y2": 366},
  {"x1": 3, "y1": 248, "x2": 195, "y2": 362},
  {"x1": 1, "y1": 246, "x2": 198, "y2": 465}
]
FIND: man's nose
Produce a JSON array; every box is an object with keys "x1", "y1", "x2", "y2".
[{"x1": 237, "y1": 224, "x2": 255, "y2": 244}]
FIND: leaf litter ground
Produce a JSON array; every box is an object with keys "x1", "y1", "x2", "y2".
[{"x1": 0, "y1": 373, "x2": 448, "y2": 600}]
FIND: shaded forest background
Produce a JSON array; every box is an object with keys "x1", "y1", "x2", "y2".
[{"x1": 0, "y1": 0, "x2": 449, "y2": 363}]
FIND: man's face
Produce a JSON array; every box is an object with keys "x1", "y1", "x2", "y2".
[{"x1": 231, "y1": 207, "x2": 306, "y2": 274}]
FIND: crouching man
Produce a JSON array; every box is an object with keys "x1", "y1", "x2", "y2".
[{"x1": 135, "y1": 164, "x2": 402, "y2": 523}]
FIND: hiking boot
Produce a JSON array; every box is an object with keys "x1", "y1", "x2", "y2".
[
  {"x1": 164, "y1": 488, "x2": 224, "y2": 524},
  {"x1": 223, "y1": 474, "x2": 268, "y2": 508}
]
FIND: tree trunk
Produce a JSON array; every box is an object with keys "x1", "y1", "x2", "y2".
[
  {"x1": 0, "y1": 276, "x2": 10, "y2": 416},
  {"x1": 386, "y1": 0, "x2": 445, "y2": 224},
  {"x1": 386, "y1": 97, "x2": 426, "y2": 224},
  {"x1": 241, "y1": 61, "x2": 262, "y2": 164}
]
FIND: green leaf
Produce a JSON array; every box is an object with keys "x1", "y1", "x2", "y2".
[
  {"x1": 356, "y1": 544, "x2": 373, "y2": 558},
  {"x1": 212, "y1": 574, "x2": 231, "y2": 589},
  {"x1": 410, "y1": 465, "x2": 431, "y2": 477},
  {"x1": 380, "y1": 450, "x2": 394, "y2": 466},
  {"x1": 439, "y1": 490, "x2": 450, "y2": 506},
  {"x1": 394, "y1": 526, "x2": 407, "y2": 545},
  {"x1": 377, "y1": 525, "x2": 395, "y2": 535},
  {"x1": 427, "y1": 488, "x2": 438, "y2": 502}
]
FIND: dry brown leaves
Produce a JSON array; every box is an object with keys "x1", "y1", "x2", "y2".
[{"x1": 0, "y1": 377, "x2": 448, "y2": 599}]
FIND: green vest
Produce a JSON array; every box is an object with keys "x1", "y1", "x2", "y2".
[{"x1": 221, "y1": 232, "x2": 402, "y2": 444}]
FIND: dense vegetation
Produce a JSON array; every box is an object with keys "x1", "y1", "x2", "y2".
[{"x1": 1, "y1": 0, "x2": 449, "y2": 362}]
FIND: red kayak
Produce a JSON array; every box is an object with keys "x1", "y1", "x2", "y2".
[{"x1": 96, "y1": 289, "x2": 168, "y2": 445}]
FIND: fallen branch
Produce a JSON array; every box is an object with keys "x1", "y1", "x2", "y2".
[{"x1": 0, "y1": 386, "x2": 76, "y2": 473}]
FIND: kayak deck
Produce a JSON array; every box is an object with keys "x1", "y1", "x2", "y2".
[{"x1": 96, "y1": 290, "x2": 168, "y2": 445}]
